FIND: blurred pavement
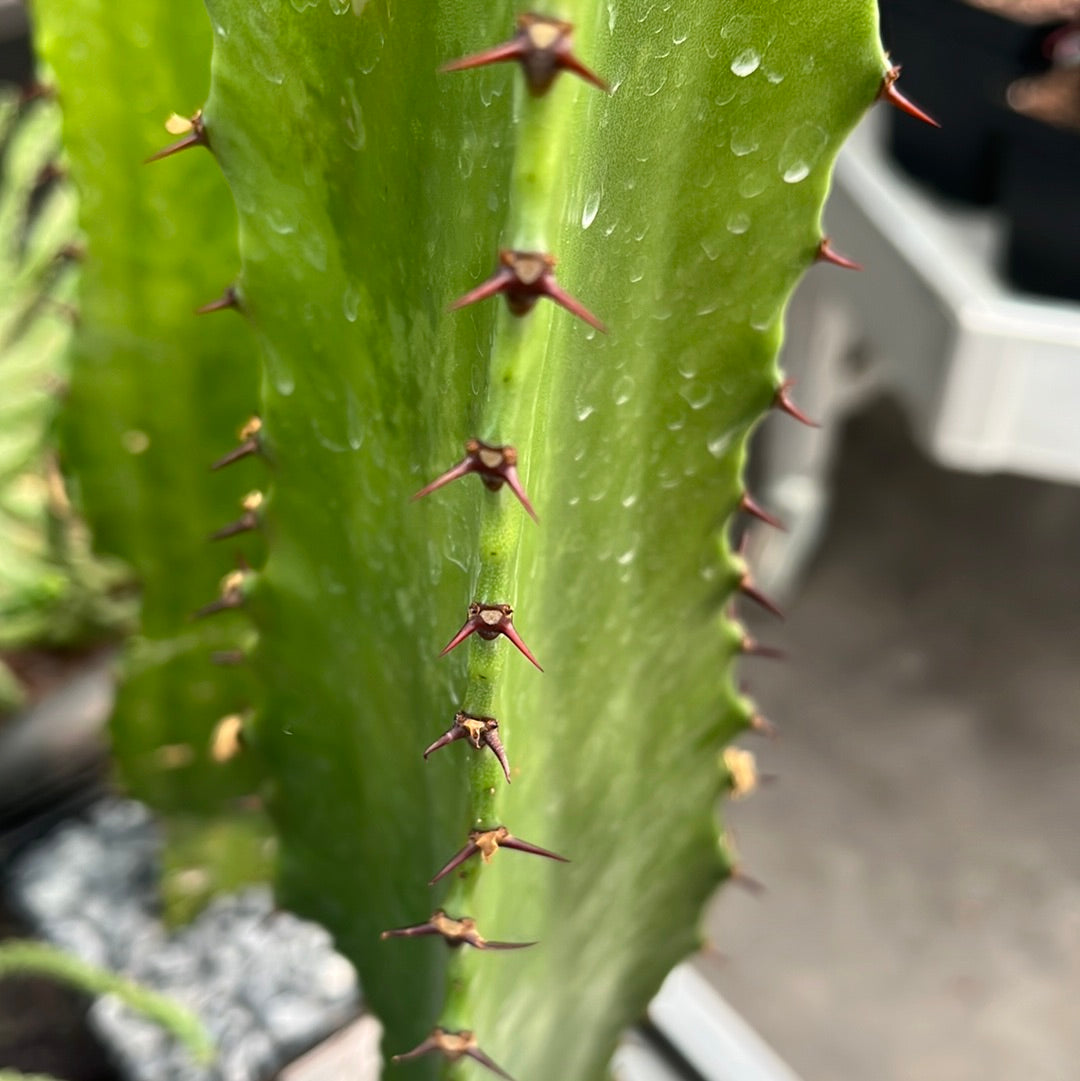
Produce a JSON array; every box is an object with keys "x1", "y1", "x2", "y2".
[{"x1": 704, "y1": 400, "x2": 1080, "y2": 1081}]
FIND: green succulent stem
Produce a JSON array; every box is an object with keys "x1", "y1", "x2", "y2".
[{"x1": 28, "y1": 1, "x2": 893, "y2": 1078}]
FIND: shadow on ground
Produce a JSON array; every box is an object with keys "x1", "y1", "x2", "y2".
[{"x1": 704, "y1": 399, "x2": 1080, "y2": 1081}]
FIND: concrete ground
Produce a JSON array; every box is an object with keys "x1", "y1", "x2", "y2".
[{"x1": 702, "y1": 401, "x2": 1080, "y2": 1081}]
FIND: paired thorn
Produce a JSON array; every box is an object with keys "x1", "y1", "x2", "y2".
[
  {"x1": 440, "y1": 602, "x2": 543, "y2": 671},
  {"x1": 430, "y1": 826, "x2": 568, "y2": 886},
  {"x1": 442, "y1": 13, "x2": 609, "y2": 96},
  {"x1": 816, "y1": 237, "x2": 862, "y2": 272},
  {"x1": 879, "y1": 65, "x2": 940, "y2": 129},
  {"x1": 210, "y1": 491, "x2": 263, "y2": 541},
  {"x1": 739, "y1": 493, "x2": 786, "y2": 532},
  {"x1": 381, "y1": 910, "x2": 534, "y2": 951},
  {"x1": 195, "y1": 568, "x2": 249, "y2": 619},
  {"x1": 424, "y1": 712, "x2": 511, "y2": 783},
  {"x1": 451, "y1": 250, "x2": 606, "y2": 333},
  {"x1": 146, "y1": 110, "x2": 208, "y2": 163},
  {"x1": 211, "y1": 416, "x2": 262, "y2": 471},
  {"x1": 392, "y1": 1029, "x2": 514, "y2": 1080},
  {"x1": 195, "y1": 285, "x2": 239, "y2": 315},
  {"x1": 413, "y1": 439, "x2": 538, "y2": 522},
  {"x1": 774, "y1": 379, "x2": 820, "y2": 428}
]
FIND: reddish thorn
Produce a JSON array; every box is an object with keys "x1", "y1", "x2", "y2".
[
  {"x1": 194, "y1": 570, "x2": 247, "y2": 620},
  {"x1": 423, "y1": 714, "x2": 512, "y2": 783},
  {"x1": 449, "y1": 267, "x2": 516, "y2": 312},
  {"x1": 739, "y1": 493, "x2": 786, "y2": 531},
  {"x1": 211, "y1": 439, "x2": 259, "y2": 471},
  {"x1": 499, "y1": 836, "x2": 569, "y2": 863},
  {"x1": 750, "y1": 714, "x2": 778, "y2": 738},
  {"x1": 501, "y1": 465, "x2": 539, "y2": 523},
  {"x1": 544, "y1": 278, "x2": 607, "y2": 333},
  {"x1": 816, "y1": 238, "x2": 863, "y2": 272},
  {"x1": 414, "y1": 441, "x2": 538, "y2": 522},
  {"x1": 209, "y1": 513, "x2": 257, "y2": 541},
  {"x1": 558, "y1": 51, "x2": 610, "y2": 93},
  {"x1": 412, "y1": 459, "x2": 474, "y2": 502},
  {"x1": 880, "y1": 66, "x2": 940, "y2": 129},
  {"x1": 392, "y1": 1031, "x2": 514, "y2": 1080},
  {"x1": 441, "y1": 14, "x2": 607, "y2": 99},
  {"x1": 497, "y1": 620, "x2": 543, "y2": 672},
  {"x1": 438, "y1": 620, "x2": 479, "y2": 658},
  {"x1": 485, "y1": 729, "x2": 512, "y2": 784},
  {"x1": 439, "y1": 603, "x2": 541, "y2": 669},
  {"x1": 194, "y1": 597, "x2": 239, "y2": 619},
  {"x1": 739, "y1": 579, "x2": 785, "y2": 621},
  {"x1": 466, "y1": 1049, "x2": 516, "y2": 1081},
  {"x1": 452, "y1": 251, "x2": 604, "y2": 333},
  {"x1": 440, "y1": 40, "x2": 526, "y2": 74},
  {"x1": 391, "y1": 1036, "x2": 440, "y2": 1065},
  {"x1": 380, "y1": 922, "x2": 441, "y2": 942},
  {"x1": 195, "y1": 286, "x2": 239, "y2": 315},
  {"x1": 429, "y1": 840, "x2": 480, "y2": 885},
  {"x1": 145, "y1": 129, "x2": 207, "y2": 164},
  {"x1": 741, "y1": 636, "x2": 787, "y2": 661},
  {"x1": 382, "y1": 911, "x2": 533, "y2": 951},
  {"x1": 774, "y1": 379, "x2": 820, "y2": 428},
  {"x1": 422, "y1": 729, "x2": 462, "y2": 759},
  {"x1": 732, "y1": 869, "x2": 767, "y2": 896}
]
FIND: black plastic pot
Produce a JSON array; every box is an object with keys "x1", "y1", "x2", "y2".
[
  {"x1": 1000, "y1": 109, "x2": 1080, "y2": 302},
  {"x1": 879, "y1": 0, "x2": 1051, "y2": 204}
]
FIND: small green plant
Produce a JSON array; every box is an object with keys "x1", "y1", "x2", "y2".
[
  {"x1": 0, "y1": 88, "x2": 133, "y2": 712},
  {"x1": 29, "y1": 1, "x2": 931, "y2": 1077},
  {"x1": 0, "y1": 939, "x2": 214, "y2": 1066}
]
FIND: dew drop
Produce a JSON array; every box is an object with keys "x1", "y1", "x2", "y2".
[
  {"x1": 680, "y1": 381, "x2": 713, "y2": 410},
  {"x1": 342, "y1": 283, "x2": 361, "y2": 322},
  {"x1": 290, "y1": 0, "x2": 317, "y2": 10},
  {"x1": 612, "y1": 375, "x2": 635, "y2": 406},
  {"x1": 700, "y1": 235, "x2": 722, "y2": 261},
  {"x1": 738, "y1": 171, "x2": 768, "y2": 199},
  {"x1": 707, "y1": 430, "x2": 732, "y2": 458},
  {"x1": 730, "y1": 131, "x2": 759, "y2": 157},
  {"x1": 265, "y1": 344, "x2": 295, "y2": 396},
  {"x1": 576, "y1": 403, "x2": 595, "y2": 422},
  {"x1": 730, "y1": 50, "x2": 760, "y2": 77},
  {"x1": 581, "y1": 190, "x2": 601, "y2": 230},
  {"x1": 727, "y1": 211, "x2": 751, "y2": 235},
  {"x1": 346, "y1": 387, "x2": 364, "y2": 450},
  {"x1": 341, "y1": 77, "x2": 366, "y2": 150},
  {"x1": 616, "y1": 546, "x2": 637, "y2": 566},
  {"x1": 329, "y1": 0, "x2": 351, "y2": 12},
  {"x1": 778, "y1": 123, "x2": 828, "y2": 185}
]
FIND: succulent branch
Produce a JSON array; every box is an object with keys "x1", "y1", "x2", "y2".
[{"x1": 26, "y1": 1, "x2": 925, "y2": 1078}]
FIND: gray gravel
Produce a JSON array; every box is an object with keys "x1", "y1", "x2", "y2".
[{"x1": 8, "y1": 799, "x2": 360, "y2": 1081}]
